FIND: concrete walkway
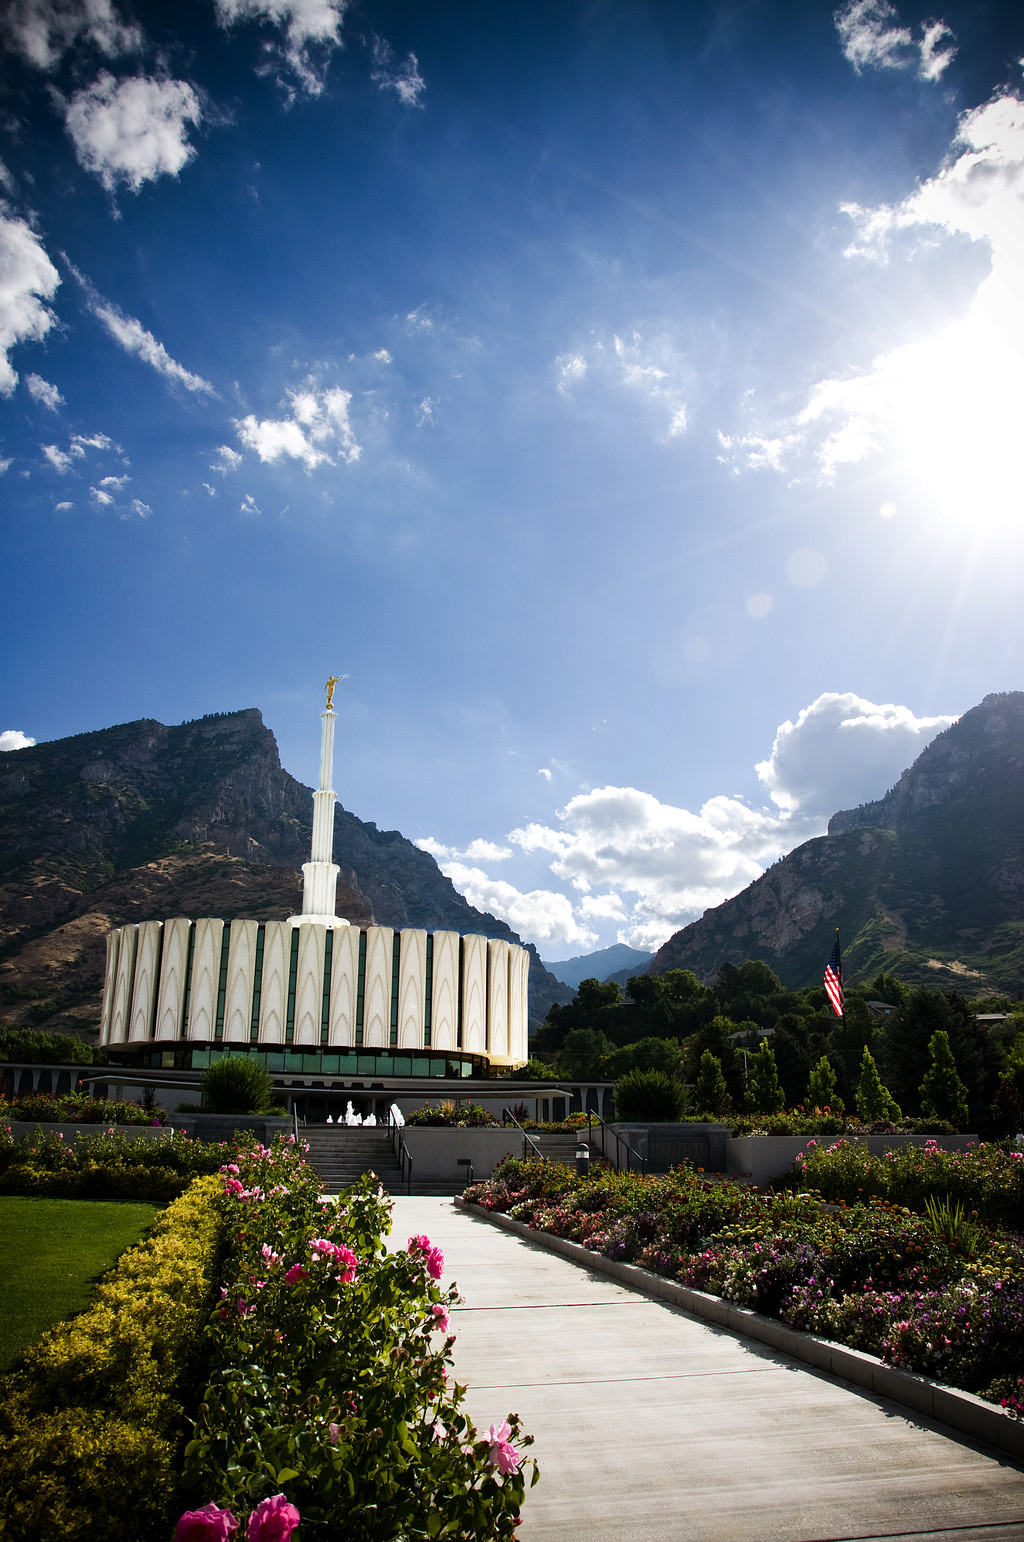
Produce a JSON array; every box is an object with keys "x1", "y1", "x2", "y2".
[{"x1": 390, "y1": 1197, "x2": 1024, "y2": 1542}]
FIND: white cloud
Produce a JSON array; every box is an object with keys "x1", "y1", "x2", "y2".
[
  {"x1": 0, "y1": 729, "x2": 35, "y2": 751},
  {"x1": 130, "y1": 497, "x2": 151, "y2": 517},
  {"x1": 835, "y1": 0, "x2": 955, "y2": 81},
  {"x1": 0, "y1": 457, "x2": 11, "y2": 474},
  {"x1": 63, "y1": 73, "x2": 201, "y2": 193},
  {"x1": 441, "y1": 862, "x2": 597, "y2": 948},
  {"x1": 214, "y1": 0, "x2": 348, "y2": 99},
  {"x1": 96, "y1": 472, "x2": 129, "y2": 490},
  {"x1": 373, "y1": 348, "x2": 392, "y2": 363},
  {"x1": 1, "y1": 0, "x2": 142, "y2": 70},
  {"x1": 235, "y1": 382, "x2": 361, "y2": 469},
  {"x1": 42, "y1": 443, "x2": 73, "y2": 472},
  {"x1": 54, "y1": 499, "x2": 72, "y2": 509},
  {"x1": 240, "y1": 493, "x2": 261, "y2": 514},
  {"x1": 417, "y1": 836, "x2": 512, "y2": 864},
  {"x1": 43, "y1": 429, "x2": 114, "y2": 473},
  {"x1": 89, "y1": 483, "x2": 114, "y2": 507},
  {"x1": 721, "y1": 89, "x2": 1024, "y2": 521},
  {"x1": 25, "y1": 372, "x2": 63, "y2": 409},
  {"x1": 211, "y1": 445, "x2": 243, "y2": 473},
  {"x1": 91, "y1": 295, "x2": 213, "y2": 392},
  {"x1": 555, "y1": 327, "x2": 689, "y2": 439},
  {"x1": 370, "y1": 35, "x2": 425, "y2": 107},
  {"x1": 416, "y1": 397, "x2": 435, "y2": 427},
  {"x1": 430, "y1": 691, "x2": 953, "y2": 951},
  {"x1": 755, "y1": 691, "x2": 955, "y2": 817},
  {"x1": 0, "y1": 213, "x2": 61, "y2": 396},
  {"x1": 537, "y1": 767, "x2": 552, "y2": 781}
]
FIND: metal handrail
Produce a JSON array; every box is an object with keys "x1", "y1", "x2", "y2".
[
  {"x1": 388, "y1": 1107, "x2": 413, "y2": 1194},
  {"x1": 585, "y1": 1111, "x2": 648, "y2": 1175},
  {"x1": 501, "y1": 1107, "x2": 547, "y2": 1164}
]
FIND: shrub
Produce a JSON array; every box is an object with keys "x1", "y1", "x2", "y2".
[
  {"x1": 403, "y1": 1100, "x2": 498, "y2": 1127},
  {"x1": 200, "y1": 1056, "x2": 273, "y2": 1115},
  {"x1": 856, "y1": 1048, "x2": 901, "y2": 1123},
  {"x1": 694, "y1": 1052, "x2": 727, "y2": 1116},
  {"x1": 1, "y1": 1092, "x2": 161, "y2": 1125},
  {"x1": 180, "y1": 1142, "x2": 535, "y2": 1538},
  {"x1": 747, "y1": 1040, "x2": 784, "y2": 1115},
  {"x1": 0, "y1": 1125, "x2": 238, "y2": 1200},
  {"x1": 614, "y1": 1069, "x2": 687, "y2": 1122},
  {"x1": 919, "y1": 1030, "x2": 969, "y2": 1130},
  {"x1": 806, "y1": 1056, "x2": 844, "y2": 1116},
  {"x1": 0, "y1": 1174, "x2": 225, "y2": 1541}
]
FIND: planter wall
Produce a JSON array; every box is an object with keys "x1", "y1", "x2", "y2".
[
  {"x1": 725, "y1": 1132, "x2": 979, "y2": 1187},
  {"x1": 168, "y1": 1114, "x2": 291, "y2": 1145},
  {"x1": 400, "y1": 1126, "x2": 524, "y2": 1181}
]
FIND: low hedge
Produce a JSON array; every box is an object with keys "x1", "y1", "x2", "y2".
[
  {"x1": 0, "y1": 1126, "x2": 236, "y2": 1201},
  {"x1": 0, "y1": 1174, "x2": 226, "y2": 1541},
  {"x1": 1, "y1": 1093, "x2": 161, "y2": 1125}
]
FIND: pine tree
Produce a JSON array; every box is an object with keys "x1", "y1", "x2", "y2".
[
  {"x1": 919, "y1": 1029, "x2": 969, "y2": 1129},
  {"x1": 855, "y1": 1046, "x2": 901, "y2": 1124},
  {"x1": 747, "y1": 1038, "x2": 785, "y2": 1115},
  {"x1": 806, "y1": 1055, "x2": 844, "y2": 1115},
  {"x1": 694, "y1": 1049, "x2": 728, "y2": 1115}
]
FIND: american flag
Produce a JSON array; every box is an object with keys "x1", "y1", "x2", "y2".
[{"x1": 824, "y1": 932, "x2": 844, "y2": 1018}]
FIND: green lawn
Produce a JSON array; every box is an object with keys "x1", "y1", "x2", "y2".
[{"x1": 0, "y1": 1196, "x2": 161, "y2": 1371}]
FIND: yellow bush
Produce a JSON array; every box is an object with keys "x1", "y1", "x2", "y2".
[{"x1": 0, "y1": 1175, "x2": 225, "y2": 1541}]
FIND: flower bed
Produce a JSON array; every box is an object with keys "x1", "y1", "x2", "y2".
[
  {"x1": 0, "y1": 1174, "x2": 225, "y2": 1541},
  {"x1": 464, "y1": 1158, "x2": 1024, "y2": 1419},
  {"x1": 178, "y1": 1138, "x2": 536, "y2": 1538},
  {"x1": 790, "y1": 1137, "x2": 1024, "y2": 1232},
  {"x1": 1, "y1": 1092, "x2": 163, "y2": 1125},
  {"x1": 0, "y1": 1123, "x2": 237, "y2": 1201}
]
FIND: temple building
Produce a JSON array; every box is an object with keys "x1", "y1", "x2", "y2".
[{"x1": 98, "y1": 686, "x2": 530, "y2": 1080}]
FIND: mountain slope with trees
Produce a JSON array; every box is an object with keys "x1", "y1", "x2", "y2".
[{"x1": 646, "y1": 693, "x2": 1024, "y2": 996}]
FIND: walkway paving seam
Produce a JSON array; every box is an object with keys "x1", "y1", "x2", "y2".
[
  {"x1": 390, "y1": 1196, "x2": 1024, "y2": 1542},
  {"x1": 458, "y1": 1198, "x2": 1024, "y2": 1464}
]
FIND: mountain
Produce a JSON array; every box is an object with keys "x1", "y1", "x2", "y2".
[
  {"x1": 542, "y1": 943, "x2": 654, "y2": 989},
  {"x1": 648, "y1": 692, "x2": 1024, "y2": 996},
  {"x1": 0, "y1": 709, "x2": 572, "y2": 1039}
]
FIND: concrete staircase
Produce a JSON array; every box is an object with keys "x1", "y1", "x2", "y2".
[{"x1": 299, "y1": 1127, "x2": 406, "y2": 1193}]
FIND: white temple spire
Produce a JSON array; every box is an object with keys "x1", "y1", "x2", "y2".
[{"x1": 289, "y1": 676, "x2": 350, "y2": 928}]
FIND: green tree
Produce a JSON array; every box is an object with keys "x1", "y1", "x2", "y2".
[
  {"x1": 614, "y1": 1068, "x2": 687, "y2": 1122},
  {"x1": 855, "y1": 1047, "x2": 901, "y2": 1124},
  {"x1": 575, "y1": 978, "x2": 622, "y2": 1012},
  {"x1": 558, "y1": 1028, "x2": 612, "y2": 1081},
  {"x1": 806, "y1": 1055, "x2": 844, "y2": 1115},
  {"x1": 867, "y1": 971, "x2": 909, "y2": 1007},
  {"x1": 201, "y1": 1055, "x2": 273, "y2": 1115},
  {"x1": 694, "y1": 1050, "x2": 728, "y2": 1116},
  {"x1": 682, "y1": 1015, "x2": 744, "y2": 1107},
  {"x1": 919, "y1": 1030, "x2": 969, "y2": 1128},
  {"x1": 605, "y1": 1037, "x2": 683, "y2": 1081},
  {"x1": 771, "y1": 1013, "x2": 811, "y2": 1107},
  {"x1": 747, "y1": 1038, "x2": 785, "y2": 1115}
]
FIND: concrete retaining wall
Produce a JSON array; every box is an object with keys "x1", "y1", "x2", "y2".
[
  {"x1": 6, "y1": 1122, "x2": 172, "y2": 1144},
  {"x1": 401, "y1": 1126, "x2": 523, "y2": 1181}
]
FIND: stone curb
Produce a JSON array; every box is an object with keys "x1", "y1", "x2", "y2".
[{"x1": 455, "y1": 1198, "x2": 1024, "y2": 1463}]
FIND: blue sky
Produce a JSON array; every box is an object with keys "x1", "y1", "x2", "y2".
[{"x1": 2, "y1": 0, "x2": 1023, "y2": 959}]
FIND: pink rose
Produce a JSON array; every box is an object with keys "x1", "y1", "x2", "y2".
[
  {"x1": 486, "y1": 1420, "x2": 521, "y2": 1476},
  {"x1": 174, "y1": 1501, "x2": 240, "y2": 1541},
  {"x1": 431, "y1": 1303, "x2": 450, "y2": 1333},
  {"x1": 247, "y1": 1493, "x2": 300, "y2": 1542},
  {"x1": 284, "y1": 1264, "x2": 306, "y2": 1285},
  {"x1": 408, "y1": 1235, "x2": 444, "y2": 1280}
]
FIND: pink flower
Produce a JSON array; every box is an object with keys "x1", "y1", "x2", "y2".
[
  {"x1": 431, "y1": 1303, "x2": 450, "y2": 1333},
  {"x1": 223, "y1": 1178, "x2": 245, "y2": 1197},
  {"x1": 174, "y1": 1501, "x2": 240, "y2": 1541},
  {"x1": 328, "y1": 1422, "x2": 340, "y2": 1444},
  {"x1": 284, "y1": 1264, "x2": 307, "y2": 1285},
  {"x1": 237, "y1": 1299, "x2": 251, "y2": 1317},
  {"x1": 408, "y1": 1235, "x2": 444, "y2": 1279},
  {"x1": 247, "y1": 1493, "x2": 300, "y2": 1542},
  {"x1": 486, "y1": 1420, "x2": 521, "y2": 1475}
]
